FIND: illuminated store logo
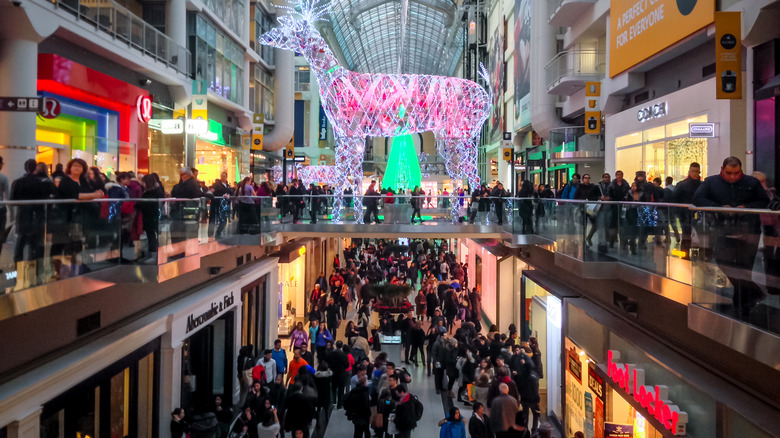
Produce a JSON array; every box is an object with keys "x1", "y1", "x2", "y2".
[
  {"x1": 185, "y1": 119, "x2": 209, "y2": 135},
  {"x1": 688, "y1": 123, "x2": 715, "y2": 138},
  {"x1": 607, "y1": 350, "x2": 688, "y2": 435},
  {"x1": 636, "y1": 101, "x2": 668, "y2": 123},
  {"x1": 136, "y1": 95, "x2": 152, "y2": 123}
]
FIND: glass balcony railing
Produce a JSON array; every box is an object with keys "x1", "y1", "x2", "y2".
[
  {"x1": 2, "y1": 195, "x2": 777, "y2": 337},
  {"x1": 52, "y1": 0, "x2": 192, "y2": 77},
  {"x1": 544, "y1": 50, "x2": 606, "y2": 92}
]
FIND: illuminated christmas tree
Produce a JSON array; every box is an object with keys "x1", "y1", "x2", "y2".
[{"x1": 384, "y1": 134, "x2": 421, "y2": 192}]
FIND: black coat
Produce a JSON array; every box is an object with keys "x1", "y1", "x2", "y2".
[
  {"x1": 327, "y1": 349, "x2": 350, "y2": 376},
  {"x1": 171, "y1": 177, "x2": 202, "y2": 199},
  {"x1": 284, "y1": 392, "x2": 315, "y2": 432},
  {"x1": 345, "y1": 385, "x2": 372, "y2": 425},
  {"x1": 674, "y1": 177, "x2": 702, "y2": 204},
  {"x1": 469, "y1": 414, "x2": 494, "y2": 438},
  {"x1": 693, "y1": 174, "x2": 769, "y2": 209}
]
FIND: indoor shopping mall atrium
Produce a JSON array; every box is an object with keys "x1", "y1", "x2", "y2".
[{"x1": 1, "y1": 0, "x2": 780, "y2": 437}]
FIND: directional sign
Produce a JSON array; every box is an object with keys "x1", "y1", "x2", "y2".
[
  {"x1": 0, "y1": 97, "x2": 61, "y2": 118},
  {"x1": 0, "y1": 97, "x2": 42, "y2": 112}
]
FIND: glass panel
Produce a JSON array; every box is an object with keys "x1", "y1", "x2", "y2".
[
  {"x1": 643, "y1": 125, "x2": 665, "y2": 142},
  {"x1": 643, "y1": 142, "x2": 665, "y2": 182},
  {"x1": 615, "y1": 146, "x2": 642, "y2": 183},
  {"x1": 615, "y1": 132, "x2": 641, "y2": 148},
  {"x1": 110, "y1": 368, "x2": 130, "y2": 438}
]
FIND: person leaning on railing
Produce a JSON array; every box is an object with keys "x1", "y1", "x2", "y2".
[{"x1": 692, "y1": 156, "x2": 770, "y2": 315}]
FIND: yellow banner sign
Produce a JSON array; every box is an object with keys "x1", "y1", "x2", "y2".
[
  {"x1": 610, "y1": 0, "x2": 714, "y2": 77},
  {"x1": 715, "y1": 11, "x2": 741, "y2": 99}
]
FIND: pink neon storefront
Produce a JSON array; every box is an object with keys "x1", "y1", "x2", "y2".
[{"x1": 562, "y1": 298, "x2": 773, "y2": 438}]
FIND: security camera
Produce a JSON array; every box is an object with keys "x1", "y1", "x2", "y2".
[
  {"x1": 12, "y1": 0, "x2": 22, "y2": 6},
  {"x1": 139, "y1": 79, "x2": 152, "y2": 86}
]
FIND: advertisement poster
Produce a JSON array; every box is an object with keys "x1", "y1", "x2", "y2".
[
  {"x1": 584, "y1": 393, "x2": 594, "y2": 438},
  {"x1": 605, "y1": 423, "x2": 634, "y2": 438},
  {"x1": 609, "y1": 0, "x2": 714, "y2": 76},
  {"x1": 594, "y1": 397, "x2": 605, "y2": 438},
  {"x1": 566, "y1": 359, "x2": 585, "y2": 438},
  {"x1": 514, "y1": 0, "x2": 531, "y2": 127},
  {"x1": 488, "y1": 25, "x2": 505, "y2": 143}
]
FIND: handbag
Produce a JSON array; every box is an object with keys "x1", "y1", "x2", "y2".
[
  {"x1": 586, "y1": 203, "x2": 601, "y2": 217},
  {"x1": 371, "y1": 412, "x2": 384, "y2": 429},
  {"x1": 242, "y1": 368, "x2": 254, "y2": 386}
]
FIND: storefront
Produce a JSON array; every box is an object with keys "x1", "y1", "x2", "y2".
[
  {"x1": 39, "y1": 340, "x2": 160, "y2": 438},
  {"x1": 178, "y1": 291, "x2": 237, "y2": 414},
  {"x1": 275, "y1": 242, "x2": 308, "y2": 336},
  {"x1": 195, "y1": 120, "x2": 246, "y2": 185},
  {"x1": 520, "y1": 272, "x2": 571, "y2": 429},
  {"x1": 167, "y1": 258, "x2": 279, "y2": 416},
  {"x1": 605, "y1": 78, "x2": 737, "y2": 183},
  {"x1": 563, "y1": 297, "x2": 774, "y2": 438},
  {"x1": 36, "y1": 54, "x2": 150, "y2": 176}
]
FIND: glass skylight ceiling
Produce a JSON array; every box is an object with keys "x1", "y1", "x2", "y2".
[{"x1": 327, "y1": 0, "x2": 464, "y2": 75}]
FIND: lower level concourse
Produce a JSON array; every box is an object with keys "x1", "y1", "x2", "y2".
[{"x1": 0, "y1": 236, "x2": 778, "y2": 438}]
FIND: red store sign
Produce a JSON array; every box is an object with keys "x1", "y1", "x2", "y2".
[
  {"x1": 607, "y1": 350, "x2": 689, "y2": 436},
  {"x1": 136, "y1": 95, "x2": 152, "y2": 123}
]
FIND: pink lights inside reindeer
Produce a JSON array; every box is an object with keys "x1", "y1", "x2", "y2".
[{"x1": 260, "y1": 0, "x2": 492, "y2": 222}]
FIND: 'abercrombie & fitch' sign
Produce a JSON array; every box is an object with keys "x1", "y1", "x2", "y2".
[{"x1": 186, "y1": 292, "x2": 235, "y2": 333}]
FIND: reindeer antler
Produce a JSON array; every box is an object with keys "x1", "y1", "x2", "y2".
[{"x1": 276, "y1": 0, "x2": 330, "y2": 24}]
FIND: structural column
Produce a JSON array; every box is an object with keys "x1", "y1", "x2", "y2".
[
  {"x1": 165, "y1": 0, "x2": 187, "y2": 48},
  {"x1": 158, "y1": 342, "x2": 182, "y2": 438},
  {"x1": 0, "y1": 37, "x2": 39, "y2": 181},
  {"x1": 6, "y1": 409, "x2": 41, "y2": 438}
]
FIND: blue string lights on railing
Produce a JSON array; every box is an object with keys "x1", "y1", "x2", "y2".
[{"x1": 259, "y1": 0, "x2": 493, "y2": 223}]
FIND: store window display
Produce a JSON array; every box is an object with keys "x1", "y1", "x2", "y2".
[{"x1": 615, "y1": 115, "x2": 708, "y2": 184}]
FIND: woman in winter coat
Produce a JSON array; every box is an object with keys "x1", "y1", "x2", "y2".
[
  {"x1": 438, "y1": 407, "x2": 467, "y2": 438},
  {"x1": 470, "y1": 373, "x2": 491, "y2": 408}
]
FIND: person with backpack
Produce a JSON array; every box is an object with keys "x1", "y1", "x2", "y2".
[
  {"x1": 393, "y1": 386, "x2": 423, "y2": 438},
  {"x1": 438, "y1": 407, "x2": 467, "y2": 438},
  {"x1": 345, "y1": 376, "x2": 372, "y2": 438}
]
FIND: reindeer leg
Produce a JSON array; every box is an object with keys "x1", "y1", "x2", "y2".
[
  {"x1": 344, "y1": 137, "x2": 366, "y2": 224},
  {"x1": 333, "y1": 136, "x2": 350, "y2": 222},
  {"x1": 436, "y1": 136, "x2": 463, "y2": 224}
]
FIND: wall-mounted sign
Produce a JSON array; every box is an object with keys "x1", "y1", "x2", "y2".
[
  {"x1": 636, "y1": 101, "x2": 668, "y2": 123},
  {"x1": 185, "y1": 292, "x2": 235, "y2": 334},
  {"x1": 609, "y1": 0, "x2": 714, "y2": 77},
  {"x1": 293, "y1": 155, "x2": 307, "y2": 163},
  {"x1": 192, "y1": 80, "x2": 208, "y2": 120},
  {"x1": 715, "y1": 11, "x2": 742, "y2": 99},
  {"x1": 588, "y1": 364, "x2": 605, "y2": 400},
  {"x1": 185, "y1": 119, "x2": 208, "y2": 135},
  {"x1": 585, "y1": 81, "x2": 602, "y2": 134},
  {"x1": 160, "y1": 119, "x2": 185, "y2": 134},
  {"x1": 567, "y1": 349, "x2": 583, "y2": 383},
  {"x1": 605, "y1": 422, "x2": 633, "y2": 438},
  {"x1": 689, "y1": 122, "x2": 715, "y2": 138},
  {"x1": 136, "y1": 95, "x2": 152, "y2": 123},
  {"x1": 607, "y1": 350, "x2": 688, "y2": 436}
]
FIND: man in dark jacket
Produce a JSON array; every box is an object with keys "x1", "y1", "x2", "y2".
[
  {"x1": 674, "y1": 162, "x2": 703, "y2": 258},
  {"x1": 11, "y1": 159, "x2": 47, "y2": 264},
  {"x1": 327, "y1": 341, "x2": 351, "y2": 409},
  {"x1": 284, "y1": 384, "x2": 316, "y2": 438},
  {"x1": 289, "y1": 179, "x2": 306, "y2": 224},
  {"x1": 345, "y1": 376, "x2": 372, "y2": 438},
  {"x1": 392, "y1": 386, "x2": 417, "y2": 438},
  {"x1": 490, "y1": 182, "x2": 508, "y2": 225},
  {"x1": 363, "y1": 180, "x2": 380, "y2": 223},
  {"x1": 693, "y1": 156, "x2": 770, "y2": 315},
  {"x1": 171, "y1": 167, "x2": 202, "y2": 198},
  {"x1": 608, "y1": 170, "x2": 631, "y2": 249},
  {"x1": 469, "y1": 402, "x2": 494, "y2": 438}
]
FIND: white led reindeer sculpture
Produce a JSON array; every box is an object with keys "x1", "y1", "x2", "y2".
[{"x1": 259, "y1": 0, "x2": 492, "y2": 223}]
